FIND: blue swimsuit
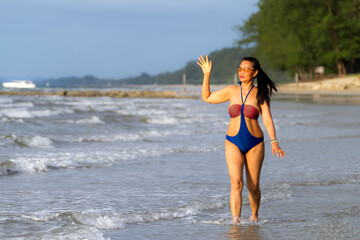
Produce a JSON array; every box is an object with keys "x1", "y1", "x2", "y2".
[{"x1": 226, "y1": 85, "x2": 264, "y2": 154}]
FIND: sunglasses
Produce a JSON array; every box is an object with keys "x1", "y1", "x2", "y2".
[{"x1": 238, "y1": 67, "x2": 254, "y2": 73}]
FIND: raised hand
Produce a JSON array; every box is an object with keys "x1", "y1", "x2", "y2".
[{"x1": 197, "y1": 55, "x2": 212, "y2": 75}]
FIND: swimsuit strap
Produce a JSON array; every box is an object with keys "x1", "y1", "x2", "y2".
[{"x1": 241, "y1": 85, "x2": 254, "y2": 105}]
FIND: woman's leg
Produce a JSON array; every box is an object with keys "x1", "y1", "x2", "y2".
[
  {"x1": 245, "y1": 142, "x2": 264, "y2": 221},
  {"x1": 225, "y1": 140, "x2": 245, "y2": 222}
]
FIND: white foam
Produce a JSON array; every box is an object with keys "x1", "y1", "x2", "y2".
[
  {"x1": 147, "y1": 116, "x2": 179, "y2": 124},
  {"x1": 72, "y1": 212, "x2": 126, "y2": 230},
  {"x1": 0, "y1": 140, "x2": 223, "y2": 175},
  {"x1": 21, "y1": 211, "x2": 60, "y2": 222},
  {"x1": 0, "y1": 117, "x2": 24, "y2": 123},
  {"x1": 2, "y1": 108, "x2": 33, "y2": 118},
  {"x1": 0, "y1": 102, "x2": 34, "y2": 108},
  {"x1": 76, "y1": 116, "x2": 104, "y2": 124},
  {"x1": 70, "y1": 201, "x2": 226, "y2": 230},
  {"x1": 57, "y1": 133, "x2": 141, "y2": 143},
  {"x1": 0, "y1": 152, "x2": 115, "y2": 175},
  {"x1": 53, "y1": 116, "x2": 104, "y2": 125},
  {"x1": 13, "y1": 135, "x2": 53, "y2": 148},
  {"x1": 0, "y1": 107, "x2": 73, "y2": 119},
  {"x1": 32, "y1": 108, "x2": 73, "y2": 117},
  {"x1": 21, "y1": 211, "x2": 109, "y2": 240},
  {"x1": 54, "y1": 130, "x2": 191, "y2": 143}
]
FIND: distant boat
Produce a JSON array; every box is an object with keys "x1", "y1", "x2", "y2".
[{"x1": 2, "y1": 80, "x2": 36, "y2": 89}]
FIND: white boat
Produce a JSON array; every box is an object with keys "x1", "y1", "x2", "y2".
[{"x1": 2, "y1": 80, "x2": 36, "y2": 89}]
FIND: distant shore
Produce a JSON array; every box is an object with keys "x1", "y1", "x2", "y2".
[
  {"x1": 0, "y1": 89, "x2": 197, "y2": 99},
  {"x1": 1, "y1": 75, "x2": 360, "y2": 98}
]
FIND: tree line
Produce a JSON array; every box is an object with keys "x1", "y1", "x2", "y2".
[
  {"x1": 38, "y1": 46, "x2": 292, "y2": 87},
  {"x1": 120, "y1": 47, "x2": 261, "y2": 85},
  {"x1": 238, "y1": 0, "x2": 360, "y2": 80}
]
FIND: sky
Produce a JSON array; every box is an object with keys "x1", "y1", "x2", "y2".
[{"x1": 0, "y1": 0, "x2": 258, "y2": 79}]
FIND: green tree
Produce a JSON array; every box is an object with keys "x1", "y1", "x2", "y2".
[
  {"x1": 238, "y1": 0, "x2": 360, "y2": 79},
  {"x1": 313, "y1": 0, "x2": 360, "y2": 75}
]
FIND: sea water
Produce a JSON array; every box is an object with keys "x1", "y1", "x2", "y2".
[{"x1": 0, "y1": 89, "x2": 359, "y2": 239}]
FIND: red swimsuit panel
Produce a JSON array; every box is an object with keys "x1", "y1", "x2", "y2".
[{"x1": 228, "y1": 104, "x2": 259, "y2": 119}]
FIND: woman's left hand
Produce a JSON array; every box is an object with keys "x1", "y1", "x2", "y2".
[{"x1": 272, "y1": 143, "x2": 285, "y2": 158}]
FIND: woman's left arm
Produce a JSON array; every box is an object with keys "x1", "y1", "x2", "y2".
[{"x1": 260, "y1": 101, "x2": 285, "y2": 158}]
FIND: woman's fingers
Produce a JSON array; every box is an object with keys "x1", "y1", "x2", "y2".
[
  {"x1": 280, "y1": 150, "x2": 285, "y2": 158},
  {"x1": 197, "y1": 55, "x2": 212, "y2": 74},
  {"x1": 198, "y1": 55, "x2": 209, "y2": 64},
  {"x1": 272, "y1": 145, "x2": 285, "y2": 158}
]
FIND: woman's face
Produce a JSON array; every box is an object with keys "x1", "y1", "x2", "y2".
[{"x1": 238, "y1": 60, "x2": 258, "y2": 84}]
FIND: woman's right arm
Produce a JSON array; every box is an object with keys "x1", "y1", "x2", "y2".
[{"x1": 197, "y1": 55, "x2": 231, "y2": 104}]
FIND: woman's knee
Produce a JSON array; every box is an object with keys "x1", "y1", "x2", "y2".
[
  {"x1": 247, "y1": 182, "x2": 260, "y2": 194},
  {"x1": 231, "y1": 179, "x2": 244, "y2": 191}
]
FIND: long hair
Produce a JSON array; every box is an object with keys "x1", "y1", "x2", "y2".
[{"x1": 242, "y1": 56, "x2": 277, "y2": 105}]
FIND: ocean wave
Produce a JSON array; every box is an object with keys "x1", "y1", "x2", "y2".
[
  {"x1": 55, "y1": 130, "x2": 191, "y2": 143},
  {"x1": 0, "y1": 102, "x2": 34, "y2": 108},
  {"x1": 19, "y1": 212, "x2": 109, "y2": 240},
  {"x1": 293, "y1": 175, "x2": 359, "y2": 186},
  {"x1": 1, "y1": 108, "x2": 34, "y2": 118},
  {"x1": 53, "y1": 116, "x2": 104, "y2": 125},
  {"x1": 11, "y1": 135, "x2": 53, "y2": 148},
  {"x1": 262, "y1": 183, "x2": 293, "y2": 202},
  {"x1": 0, "y1": 117, "x2": 24, "y2": 123},
  {"x1": 147, "y1": 116, "x2": 179, "y2": 125},
  {"x1": 32, "y1": 108, "x2": 73, "y2": 117},
  {"x1": 0, "y1": 107, "x2": 73, "y2": 119},
  {"x1": 0, "y1": 141, "x2": 224, "y2": 175},
  {"x1": 325, "y1": 206, "x2": 360, "y2": 218},
  {"x1": 0, "y1": 97, "x2": 13, "y2": 103},
  {"x1": 306, "y1": 207, "x2": 360, "y2": 240},
  {"x1": 0, "y1": 152, "x2": 116, "y2": 175},
  {"x1": 22, "y1": 201, "x2": 226, "y2": 231}
]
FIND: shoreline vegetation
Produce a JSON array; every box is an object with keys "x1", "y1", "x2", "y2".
[{"x1": 1, "y1": 75, "x2": 360, "y2": 99}]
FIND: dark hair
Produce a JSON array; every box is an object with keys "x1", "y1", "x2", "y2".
[{"x1": 242, "y1": 56, "x2": 277, "y2": 105}]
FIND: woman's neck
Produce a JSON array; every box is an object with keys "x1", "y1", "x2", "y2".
[{"x1": 241, "y1": 81, "x2": 254, "y2": 91}]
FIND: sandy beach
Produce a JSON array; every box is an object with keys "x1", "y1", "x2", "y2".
[{"x1": 278, "y1": 75, "x2": 360, "y2": 96}]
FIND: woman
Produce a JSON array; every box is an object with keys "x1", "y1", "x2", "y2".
[{"x1": 197, "y1": 55, "x2": 285, "y2": 222}]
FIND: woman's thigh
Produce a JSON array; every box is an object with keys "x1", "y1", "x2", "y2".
[
  {"x1": 245, "y1": 142, "x2": 265, "y2": 187},
  {"x1": 225, "y1": 140, "x2": 246, "y2": 182}
]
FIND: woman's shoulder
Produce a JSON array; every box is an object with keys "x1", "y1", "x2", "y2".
[
  {"x1": 224, "y1": 85, "x2": 240, "y2": 96},
  {"x1": 225, "y1": 84, "x2": 239, "y2": 92}
]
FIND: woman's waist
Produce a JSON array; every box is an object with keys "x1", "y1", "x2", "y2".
[{"x1": 227, "y1": 119, "x2": 263, "y2": 138}]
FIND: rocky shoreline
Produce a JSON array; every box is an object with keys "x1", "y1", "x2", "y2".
[{"x1": 0, "y1": 89, "x2": 198, "y2": 99}]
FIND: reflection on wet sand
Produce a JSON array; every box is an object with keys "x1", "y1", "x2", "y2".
[{"x1": 221, "y1": 224, "x2": 272, "y2": 240}]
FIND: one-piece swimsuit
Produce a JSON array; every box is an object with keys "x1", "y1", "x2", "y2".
[{"x1": 226, "y1": 85, "x2": 264, "y2": 154}]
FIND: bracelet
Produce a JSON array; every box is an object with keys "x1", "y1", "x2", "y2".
[{"x1": 271, "y1": 139, "x2": 279, "y2": 144}]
